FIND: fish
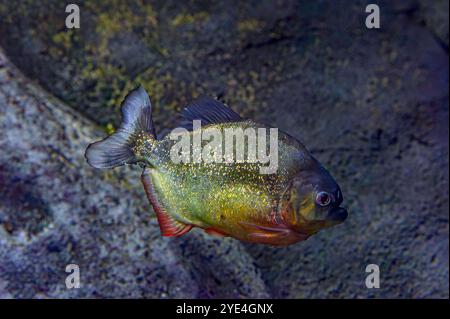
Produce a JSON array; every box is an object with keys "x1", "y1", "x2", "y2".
[{"x1": 85, "y1": 86, "x2": 348, "y2": 246}]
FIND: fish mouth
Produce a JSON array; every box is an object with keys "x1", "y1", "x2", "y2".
[{"x1": 327, "y1": 207, "x2": 348, "y2": 222}]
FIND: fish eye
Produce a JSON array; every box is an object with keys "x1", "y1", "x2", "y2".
[{"x1": 315, "y1": 191, "x2": 332, "y2": 207}]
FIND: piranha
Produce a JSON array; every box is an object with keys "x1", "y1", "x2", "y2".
[{"x1": 85, "y1": 87, "x2": 348, "y2": 246}]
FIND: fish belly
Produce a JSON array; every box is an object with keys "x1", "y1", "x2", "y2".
[{"x1": 147, "y1": 162, "x2": 305, "y2": 245}]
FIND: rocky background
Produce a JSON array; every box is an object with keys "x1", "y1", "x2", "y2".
[{"x1": 0, "y1": 0, "x2": 448, "y2": 298}]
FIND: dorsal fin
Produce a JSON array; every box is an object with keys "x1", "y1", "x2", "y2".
[{"x1": 179, "y1": 97, "x2": 242, "y2": 129}]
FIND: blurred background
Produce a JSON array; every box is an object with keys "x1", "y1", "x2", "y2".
[{"x1": 0, "y1": 0, "x2": 448, "y2": 298}]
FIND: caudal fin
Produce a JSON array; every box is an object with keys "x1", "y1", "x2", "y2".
[{"x1": 85, "y1": 86, "x2": 155, "y2": 169}]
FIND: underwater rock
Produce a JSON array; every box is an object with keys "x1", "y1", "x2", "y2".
[{"x1": 0, "y1": 49, "x2": 268, "y2": 298}]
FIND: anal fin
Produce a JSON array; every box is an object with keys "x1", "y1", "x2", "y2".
[{"x1": 141, "y1": 169, "x2": 192, "y2": 237}]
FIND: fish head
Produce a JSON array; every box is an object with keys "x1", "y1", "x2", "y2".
[{"x1": 279, "y1": 160, "x2": 348, "y2": 236}]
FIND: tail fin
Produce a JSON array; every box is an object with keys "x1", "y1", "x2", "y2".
[{"x1": 85, "y1": 86, "x2": 155, "y2": 169}]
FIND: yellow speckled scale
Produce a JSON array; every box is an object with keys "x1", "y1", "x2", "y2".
[{"x1": 138, "y1": 121, "x2": 311, "y2": 244}]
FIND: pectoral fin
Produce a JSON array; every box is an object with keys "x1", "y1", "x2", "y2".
[
  {"x1": 239, "y1": 221, "x2": 308, "y2": 245},
  {"x1": 141, "y1": 169, "x2": 192, "y2": 237},
  {"x1": 240, "y1": 222, "x2": 291, "y2": 239},
  {"x1": 204, "y1": 228, "x2": 228, "y2": 237}
]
